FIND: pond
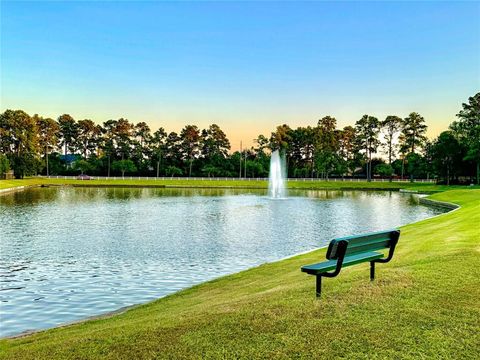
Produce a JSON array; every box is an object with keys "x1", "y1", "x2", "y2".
[{"x1": 0, "y1": 187, "x2": 446, "y2": 337}]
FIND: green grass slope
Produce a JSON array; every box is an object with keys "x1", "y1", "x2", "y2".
[{"x1": 0, "y1": 190, "x2": 479, "y2": 359}]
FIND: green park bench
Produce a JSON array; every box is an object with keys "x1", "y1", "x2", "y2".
[{"x1": 301, "y1": 229, "x2": 401, "y2": 297}]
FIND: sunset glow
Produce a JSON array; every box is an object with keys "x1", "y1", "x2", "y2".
[{"x1": 2, "y1": 1, "x2": 478, "y2": 151}]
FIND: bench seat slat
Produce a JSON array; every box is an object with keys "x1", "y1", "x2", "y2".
[{"x1": 301, "y1": 251, "x2": 384, "y2": 275}]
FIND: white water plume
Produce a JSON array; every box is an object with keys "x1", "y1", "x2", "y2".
[{"x1": 268, "y1": 150, "x2": 287, "y2": 198}]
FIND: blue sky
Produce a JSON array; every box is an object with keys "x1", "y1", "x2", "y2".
[{"x1": 1, "y1": 1, "x2": 479, "y2": 149}]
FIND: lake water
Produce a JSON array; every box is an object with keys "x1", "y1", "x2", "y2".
[{"x1": 0, "y1": 187, "x2": 446, "y2": 337}]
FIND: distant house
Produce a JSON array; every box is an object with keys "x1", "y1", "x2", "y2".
[{"x1": 0, "y1": 170, "x2": 14, "y2": 180}]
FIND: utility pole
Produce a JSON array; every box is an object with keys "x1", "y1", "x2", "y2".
[
  {"x1": 46, "y1": 145, "x2": 49, "y2": 177},
  {"x1": 239, "y1": 140, "x2": 242, "y2": 178},
  {"x1": 366, "y1": 138, "x2": 370, "y2": 182},
  {"x1": 244, "y1": 148, "x2": 247, "y2": 178}
]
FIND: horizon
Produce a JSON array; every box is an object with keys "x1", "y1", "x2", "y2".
[{"x1": 1, "y1": 1, "x2": 479, "y2": 151}]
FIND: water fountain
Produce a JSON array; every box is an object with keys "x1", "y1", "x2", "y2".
[{"x1": 268, "y1": 149, "x2": 287, "y2": 198}]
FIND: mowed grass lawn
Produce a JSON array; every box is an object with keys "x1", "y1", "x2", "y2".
[
  {"x1": 1, "y1": 177, "x2": 478, "y2": 192},
  {"x1": 0, "y1": 186, "x2": 479, "y2": 359}
]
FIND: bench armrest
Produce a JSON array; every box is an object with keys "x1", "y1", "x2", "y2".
[
  {"x1": 322, "y1": 240, "x2": 348, "y2": 278},
  {"x1": 372, "y1": 231, "x2": 400, "y2": 264}
]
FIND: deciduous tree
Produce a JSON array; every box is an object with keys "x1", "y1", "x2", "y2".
[{"x1": 451, "y1": 92, "x2": 480, "y2": 184}]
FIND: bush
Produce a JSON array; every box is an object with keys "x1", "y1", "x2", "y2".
[
  {"x1": 166, "y1": 166, "x2": 183, "y2": 177},
  {"x1": 0, "y1": 154, "x2": 10, "y2": 174},
  {"x1": 111, "y1": 159, "x2": 137, "y2": 177},
  {"x1": 375, "y1": 163, "x2": 393, "y2": 177}
]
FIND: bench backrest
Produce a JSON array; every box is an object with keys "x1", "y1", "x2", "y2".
[{"x1": 326, "y1": 230, "x2": 400, "y2": 260}]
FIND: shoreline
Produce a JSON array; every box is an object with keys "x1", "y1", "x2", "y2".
[
  {"x1": 418, "y1": 197, "x2": 460, "y2": 210},
  {"x1": 0, "y1": 187, "x2": 459, "y2": 340},
  {"x1": 0, "y1": 181, "x2": 426, "y2": 195},
  {"x1": 3, "y1": 177, "x2": 477, "y2": 195},
  {"x1": 5, "y1": 304, "x2": 140, "y2": 340},
  {"x1": 0, "y1": 185, "x2": 43, "y2": 196},
  {"x1": 4, "y1": 184, "x2": 406, "y2": 191}
]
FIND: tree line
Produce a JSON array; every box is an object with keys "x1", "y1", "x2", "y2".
[{"x1": 0, "y1": 92, "x2": 478, "y2": 184}]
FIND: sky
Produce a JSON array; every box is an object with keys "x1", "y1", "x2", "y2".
[{"x1": 1, "y1": 1, "x2": 479, "y2": 151}]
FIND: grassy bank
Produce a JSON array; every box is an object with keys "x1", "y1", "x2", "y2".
[
  {"x1": 0, "y1": 189, "x2": 479, "y2": 359},
  {"x1": 1, "y1": 177, "x2": 477, "y2": 192}
]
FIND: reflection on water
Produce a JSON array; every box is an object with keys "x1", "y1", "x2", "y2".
[{"x1": 0, "y1": 187, "x2": 445, "y2": 337}]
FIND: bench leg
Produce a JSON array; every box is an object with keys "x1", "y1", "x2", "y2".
[
  {"x1": 316, "y1": 276, "x2": 322, "y2": 298},
  {"x1": 370, "y1": 261, "x2": 375, "y2": 281}
]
